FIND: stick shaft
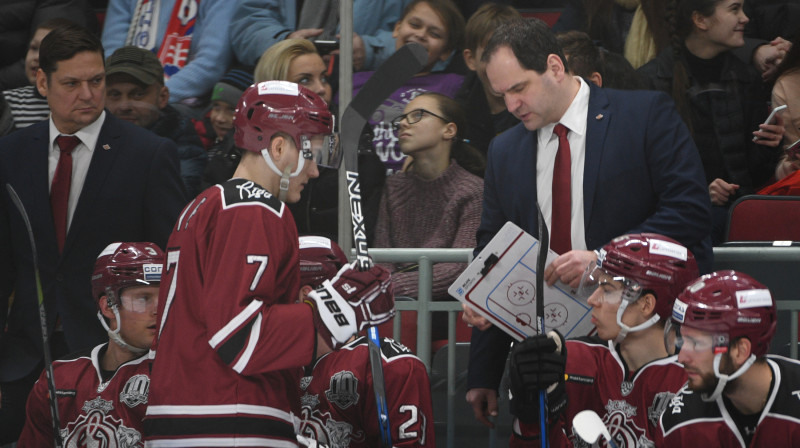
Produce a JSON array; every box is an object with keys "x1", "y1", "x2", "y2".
[{"x1": 6, "y1": 184, "x2": 63, "y2": 448}]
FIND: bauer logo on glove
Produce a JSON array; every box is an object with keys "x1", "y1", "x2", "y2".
[{"x1": 306, "y1": 262, "x2": 396, "y2": 349}]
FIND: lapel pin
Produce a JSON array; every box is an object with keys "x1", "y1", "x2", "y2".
[
  {"x1": 595, "y1": 114, "x2": 604, "y2": 120},
  {"x1": 102, "y1": 144, "x2": 111, "y2": 150}
]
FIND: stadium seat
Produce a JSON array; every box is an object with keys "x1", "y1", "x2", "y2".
[{"x1": 725, "y1": 195, "x2": 800, "y2": 242}]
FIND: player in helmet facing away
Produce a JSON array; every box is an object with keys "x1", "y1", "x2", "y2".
[
  {"x1": 506, "y1": 233, "x2": 699, "y2": 447},
  {"x1": 295, "y1": 236, "x2": 434, "y2": 448},
  {"x1": 18, "y1": 242, "x2": 164, "y2": 447},
  {"x1": 144, "y1": 81, "x2": 395, "y2": 447},
  {"x1": 657, "y1": 270, "x2": 800, "y2": 447}
]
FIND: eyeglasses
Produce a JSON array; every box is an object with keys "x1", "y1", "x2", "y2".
[{"x1": 391, "y1": 108, "x2": 450, "y2": 132}]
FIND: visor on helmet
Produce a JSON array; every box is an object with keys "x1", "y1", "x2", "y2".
[
  {"x1": 300, "y1": 132, "x2": 341, "y2": 169},
  {"x1": 664, "y1": 320, "x2": 730, "y2": 356},
  {"x1": 118, "y1": 284, "x2": 159, "y2": 314},
  {"x1": 578, "y1": 261, "x2": 642, "y2": 305}
]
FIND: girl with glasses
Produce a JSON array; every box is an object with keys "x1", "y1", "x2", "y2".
[{"x1": 374, "y1": 92, "x2": 484, "y2": 349}]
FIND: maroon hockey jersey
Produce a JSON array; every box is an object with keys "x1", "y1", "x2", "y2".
[
  {"x1": 18, "y1": 344, "x2": 150, "y2": 447},
  {"x1": 298, "y1": 336, "x2": 435, "y2": 447},
  {"x1": 512, "y1": 337, "x2": 687, "y2": 448},
  {"x1": 145, "y1": 179, "x2": 317, "y2": 447},
  {"x1": 657, "y1": 356, "x2": 800, "y2": 447}
]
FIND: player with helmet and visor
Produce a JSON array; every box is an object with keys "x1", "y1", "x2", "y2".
[
  {"x1": 144, "y1": 81, "x2": 395, "y2": 447},
  {"x1": 295, "y1": 236, "x2": 434, "y2": 448},
  {"x1": 506, "y1": 233, "x2": 699, "y2": 447},
  {"x1": 18, "y1": 242, "x2": 164, "y2": 446},
  {"x1": 656, "y1": 271, "x2": 800, "y2": 446}
]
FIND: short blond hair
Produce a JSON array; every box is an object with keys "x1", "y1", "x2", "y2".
[{"x1": 254, "y1": 38, "x2": 319, "y2": 82}]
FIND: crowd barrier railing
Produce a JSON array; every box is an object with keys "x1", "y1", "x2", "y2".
[{"x1": 368, "y1": 246, "x2": 800, "y2": 447}]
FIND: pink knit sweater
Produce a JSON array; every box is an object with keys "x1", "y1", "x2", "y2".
[{"x1": 375, "y1": 160, "x2": 483, "y2": 300}]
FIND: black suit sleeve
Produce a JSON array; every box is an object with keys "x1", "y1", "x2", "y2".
[{"x1": 143, "y1": 138, "x2": 188, "y2": 249}]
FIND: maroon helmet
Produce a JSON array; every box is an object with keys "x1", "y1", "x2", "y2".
[
  {"x1": 91, "y1": 242, "x2": 165, "y2": 305},
  {"x1": 299, "y1": 236, "x2": 349, "y2": 289},
  {"x1": 234, "y1": 80, "x2": 340, "y2": 168},
  {"x1": 597, "y1": 233, "x2": 699, "y2": 320},
  {"x1": 673, "y1": 270, "x2": 776, "y2": 357}
]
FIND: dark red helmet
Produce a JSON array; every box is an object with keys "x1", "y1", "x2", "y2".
[
  {"x1": 673, "y1": 270, "x2": 776, "y2": 357},
  {"x1": 91, "y1": 242, "x2": 165, "y2": 305},
  {"x1": 299, "y1": 236, "x2": 348, "y2": 289},
  {"x1": 234, "y1": 80, "x2": 340, "y2": 168},
  {"x1": 598, "y1": 233, "x2": 699, "y2": 320}
]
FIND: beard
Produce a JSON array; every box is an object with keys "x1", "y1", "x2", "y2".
[{"x1": 686, "y1": 353, "x2": 735, "y2": 394}]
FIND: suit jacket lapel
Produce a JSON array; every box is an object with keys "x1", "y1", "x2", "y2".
[
  {"x1": 63, "y1": 114, "x2": 121, "y2": 255},
  {"x1": 583, "y1": 84, "x2": 611, "y2": 230},
  {"x1": 28, "y1": 127, "x2": 61, "y2": 260}
]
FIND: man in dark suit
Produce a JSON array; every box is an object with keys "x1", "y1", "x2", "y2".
[
  {"x1": 464, "y1": 19, "x2": 712, "y2": 430},
  {"x1": 0, "y1": 23, "x2": 187, "y2": 443}
]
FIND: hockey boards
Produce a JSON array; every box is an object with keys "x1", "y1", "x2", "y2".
[{"x1": 340, "y1": 42, "x2": 427, "y2": 448}]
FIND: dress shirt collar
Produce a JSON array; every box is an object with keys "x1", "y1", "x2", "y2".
[{"x1": 48, "y1": 110, "x2": 106, "y2": 153}]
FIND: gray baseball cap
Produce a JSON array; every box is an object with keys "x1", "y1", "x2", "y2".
[{"x1": 105, "y1": 46, "x2": 164, "y2": 85}]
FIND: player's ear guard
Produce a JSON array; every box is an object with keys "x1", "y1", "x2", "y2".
[
  {"x1": 305, "y1": 261, "x2": 395, "y2": 349},
  {"x1": 508, "y1": 330, "x2": 568, "y2": 423}
]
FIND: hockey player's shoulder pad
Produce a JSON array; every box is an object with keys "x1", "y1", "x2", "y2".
[
  {"x1": 348, "y1": 336, "x2": 413, "y2": 360},
  {"x1": 659, "y1": 385, "x2": 717, "y2": 435},
  {"x1": 220, "y1": 178, "x2": 285, "y2": 214}
]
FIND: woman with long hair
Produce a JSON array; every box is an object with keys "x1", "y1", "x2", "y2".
[
  {"x1": 638, "y1": 0, "x2": 784, "y2": 244},
  {"x1": 375, "y1": 92, "x2": 484, "y2": 303},
  {"x1": 256, "y1": 38, "x2": 386, "y2": 245}
]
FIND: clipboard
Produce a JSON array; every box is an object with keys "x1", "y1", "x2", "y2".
[{"x1": 448, "y1": 221, "x2": 594, "y2": 341}]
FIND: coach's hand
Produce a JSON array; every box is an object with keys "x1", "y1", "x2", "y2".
[
  {"x1": 305, "y1": 261, "x2": 395, "y2": 349},
  {"x1": 508, "y1": 330, "x2": 568, "y2": 423},
  {"x1": 467, "y1": 388, "x2": 498, "y2": 428}
]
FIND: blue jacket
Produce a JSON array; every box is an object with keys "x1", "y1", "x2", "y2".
[
  {"x1": 229, "y1": 0, "x2": 404, "y2": 70},
  {"x1": 102, "y1": 0, "x2": 235, "y2": 102}
]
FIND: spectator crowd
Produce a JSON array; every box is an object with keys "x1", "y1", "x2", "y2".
[{"x1": 2, "y1": 0, "x2": 800, "y2": 447}]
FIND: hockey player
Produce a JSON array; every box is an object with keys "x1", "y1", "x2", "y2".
[
  {"x1": 295, "y1": 235, "x2": 434, "y2": 448},
  {"x1": 657, "y1": 270, "x2": 800, "y2": 446},
  {"x1": 144, "y1": 81, "x2": 395, "y2": 447},
  {"x1": 507, "y1": 233, "x2": 699, "y2": 447},
  {"x1": 17, "y1": 242, "x2": 164, "y2": 447}
]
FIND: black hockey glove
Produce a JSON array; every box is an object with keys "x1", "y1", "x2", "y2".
[
  {"x1": 305, "y1": 261, "x2": 395, "y2": 349},
  {"x1": 508, "y1": 330, "x2": 568, "y2": 423}
]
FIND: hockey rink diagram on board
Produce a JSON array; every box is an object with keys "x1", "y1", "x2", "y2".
[{"x1": 449, "y1": 221, "x2": 594, "y2": 341}]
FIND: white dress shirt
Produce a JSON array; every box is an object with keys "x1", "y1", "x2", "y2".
[
  {"x1": 48, "y1": 111, "x2": 106, "y2": 232},
  {"x1": 536, "y1": 77, "x2": 590, "y2": 252}
]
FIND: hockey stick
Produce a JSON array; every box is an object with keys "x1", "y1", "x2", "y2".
[
  {"x1": 340, "y1": 42, "x2": 428, "y2": 448},
  {"x1": 6, "y1": 184, "x2": 63, "y2": 448},
  {"x1": 535, "y1": 204, "x2": 550, "y2": 448}
]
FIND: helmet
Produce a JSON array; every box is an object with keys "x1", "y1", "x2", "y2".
[
  {"x1": 596, "y1": 233, "x2": 698, "y2": 320},
  {"x1": 91, "y1": 242, "x2": 165, "y2": 306},
  {"x1": 672, "y1": 270, "x2": 776, "y2": 358},
  {"x1": 299, "y1": 236, "x2": 348, "y2": 289},
  {"x1": 234, "y1": 80, "x2": 340, "y2": 169}
]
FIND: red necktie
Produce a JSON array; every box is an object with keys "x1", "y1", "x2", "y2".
[
  {"x1": 551, "y1": 124, "x2": 572, "y2": 254},
  {"x1": 51, "y1": 135, "x2": 80, "y2": 253}
]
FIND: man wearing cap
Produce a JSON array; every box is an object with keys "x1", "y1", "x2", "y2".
[
  {"x1": 105, "y1": 46, "x2": 207, "y2": 198},
  {"x1": 0, "y1": 23, "x2": 186, "y2": 443}
]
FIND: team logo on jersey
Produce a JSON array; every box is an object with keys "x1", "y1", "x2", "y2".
[
  {"x1": 300, "y1": 376, "x2": 313, "y2": 391},
  {"x1": 596, "y1": 400, "x2": 653, "y2": 448},
  {"x1": 326, "y1": 370, "x2": 360, "y2": 409},
  {"x1": 299, "y1": 407, "x2": 364, "y2": 448},
  {"x1": 120, "y1": 374, "x2": 149, "y2": 408},
  {"x1": 63, "y1": 397, "x2": 142, "y2": 447},
  {"x1": 669, "y1": 391, "x2": 686, "y2": 414},
  {"x1": 302, "y1": 392, "x2": 320, "y2": 409},
  {"x1": 648, "y1": 392, "x2": 676, "y2": 427},
  {"x1": 621, "y1": 381, "x2": 634, "y2": 397}
]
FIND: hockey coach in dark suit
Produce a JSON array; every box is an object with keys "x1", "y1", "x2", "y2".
[{"x1": 0, "y1": 23, "x2": 187, "y2": 443}]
